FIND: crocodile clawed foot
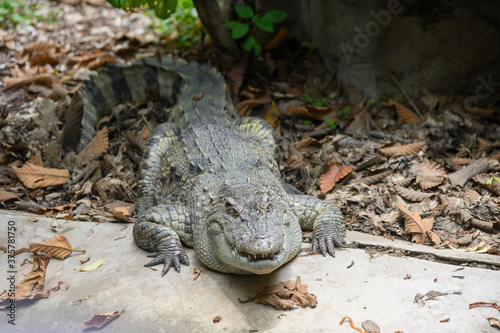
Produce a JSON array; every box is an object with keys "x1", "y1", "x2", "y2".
[
  {"x1": 145, "y1": 246, "x2": 190, "y2": 276},
  {"x1": 311, "y1": 222, "x2": 346, "y2": 257}
]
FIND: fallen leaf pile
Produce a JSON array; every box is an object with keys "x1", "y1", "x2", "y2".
[
  {"x1": 239, "y1": 277, "x2": 317, "y2": 310},
  {"x1": 0, "y1": 255, "x2": 53, "y2": 309}
]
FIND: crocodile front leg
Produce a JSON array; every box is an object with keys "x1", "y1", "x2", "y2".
[
  {"x1": 290, "y1": 195, "x2": 346, "y2": 256},
  {"x1": 133, "y1": 204, "x2": 192, "y2": 276},
  {"x1": 136, "y1": 123, "x2": 179, "y2": 215}
]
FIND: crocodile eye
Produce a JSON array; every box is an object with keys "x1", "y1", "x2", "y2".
[{"x1": 229, "y1": 207, "x2": 240, "y2": 216}]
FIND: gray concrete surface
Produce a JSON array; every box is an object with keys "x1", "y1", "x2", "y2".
[{"x1": 0, "y1": 210, "x2": 499, "y2": 333}]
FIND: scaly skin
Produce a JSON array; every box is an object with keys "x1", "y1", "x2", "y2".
[{"x1": 78, "y1": 57, "x2": 346, "y2": 276}]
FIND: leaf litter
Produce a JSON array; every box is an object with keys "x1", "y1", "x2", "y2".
[
  {"x1": 0, "y1": 254, "x2": 55, "y2": 309},
  {"x1": 0, "y1": 0, "x2": 497, "y2": 321},
  {"x1": 239, "y1": 277, "x2": 317, "y2": 310}
]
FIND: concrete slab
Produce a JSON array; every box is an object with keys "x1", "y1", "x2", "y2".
[{"x1": 1, "y1": 210, "x2": 499, "y2": 333}]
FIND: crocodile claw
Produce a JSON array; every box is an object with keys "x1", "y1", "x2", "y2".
[
  {"x1": 145, "y1": 247, "x2": 190, "y2": 276},
  {"x1": 311, "y1": 221, "x2": 346, "y2": 257}
]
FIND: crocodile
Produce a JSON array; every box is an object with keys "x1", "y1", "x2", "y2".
[{"x1": 76, "y1": 57, "x2": 346, "y2": 276}]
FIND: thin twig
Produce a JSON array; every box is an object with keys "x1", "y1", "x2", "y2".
[{"x1": 390, "y1": 72, "x2": 423, "y2": 117}]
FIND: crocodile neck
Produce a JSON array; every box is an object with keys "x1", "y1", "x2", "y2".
[{"x1": 168, "y1": 69, "x2": 237, "y2": 129}]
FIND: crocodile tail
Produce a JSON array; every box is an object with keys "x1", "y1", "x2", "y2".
[{"x1": 74, "y1": 58, "x2": 183, "y2": 149}]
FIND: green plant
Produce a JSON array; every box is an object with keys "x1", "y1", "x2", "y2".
[
  {"x1": 0, "y1": 0, "x2": 59, "y2": 30},
  {"x1": 147, "y1": 0, "x2": 201, "y2": 47},
  {"x1": 225, "y1": 6, "x2": 287, "y2": 55},
  {"x1": 313, "y1": 97, "x2": 328, "y2": 107},
  {"x1": 301, "y1": 94, "x2": 329, "y2": 107},
  {"x1": 107, "y1": 0, "x2": 177, "y2": 19},
  {"x1": 338, "y1": 105, "x2": 351, "y2": 118},
  {"x1": 303, "y1": 120, "x2": 312, "y2": 125},
  {"x1": 323, "y1": 115, "x2": 337, "y2": 129},
  {"x1": 300, "y1": 93, "x2": 313, "y2": 104},
  {"x1": 485, "y1": 176, "x2": 500, "y2": 185}
]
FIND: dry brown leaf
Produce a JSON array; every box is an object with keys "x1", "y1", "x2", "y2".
[
  {"x1": 3, "y1": 74, "x2": 58, "y2": 90},
  {"x1": 80, "y1": 257, "x2": 90, "y2": 264},
  {"x1": 240, "y1": 277, "x2": 316, "y2": 310},
  {"x1": 264, "y1": 26, "x2": 287, "y2": 50},
  {"x1": 83, "y1": 307, "x2": 125, "y2": 329},
  {"x1": 36, "y1": 203, "x2": 76, "y2": 218},
  {"x1": 12, "y1": 162, "x2": 70, "y2": 189},
  {"x1": 473, "y1": 173, "x2": 500, "y2": 195},
  {"x1": 488, "y1": 317, "x2": 500, "y2": 329},
  {"x1": 34, "y1": 104, "x2": 62, "y2": 131},
  {"x1": 0, "y1": 255, "x2": 51, "y2": 309},
  {"x1": 448, "y1": 158, "x2": 495, "y2": 187},
  {"x1": 416, "y1": 160, "x2": 447, "y2": 189},
  {"x1": 379, "y1": 142, "x2": 425, "y2": 157},
  {"x1": 319, "y1": 163, "x2": 353, "y2": 194},
  {"x1": 68, "y1": 51, "x2": 117, "y2": 70},
  {"x1": 287, "y1": 105, "x2": 332, "y2": 121},
  {"x1": 360, "y1": 168, "x2": 391, "y2": 185},
  {"x1": 466, "y1": 107, "x2": 495, "y2": 116},
  {"x1": 27, "y1": 151, "x2": 43, "y2": 166},
  {"x1": 235, "y1": 92, "x2": 271, "y2": 117},
  {"x1": 398, "y1": 199, "x2": 440, "y2": 245},
  {"x1": 29, "y1": 234, "x2": 85, "y2": 260},
  {"x1": 354, "y1": 153, "x2": 386, "y2": 171},
  {"x1": 393, "y1": 176, "x2": 415, "y2": 187},
  {"x1": 224, "y1": 58, "x2": 247, "y2": 103},
  {"x1": 452, "y1": 158, "x2": 471, "y2": 166},
  {"x1": 294, "y1": 137, "x2": 321, "y2": 155},
  {"x1": 477, "y1": 138, "x2": 491, "y2": 152},
  {"x1": 20, "y1": 41, "x2": 62, "y2": 66},
  {"x1": 466, "y1": 189, "x2": 482, "y2": 200},
  {"x1": 0, "y1": 190, "x2": 20, "y2": 202},
  {"x1": 263, "y1": 101, "x2": 280, "y2": 128},
  {"x1": 394, "y1": 185, "x2": 433, "y2": 202},
  {"x1": 193, "y1": 268, "x2": 201, "y2": 281},
  {"x1": 87, "y1": 54, "x2": 117, "y2": 70},
  {"x1": 77, "y1": 127, "x2": 109, "y2": 166},
  {"x1": 19, "y1": 41, "x2": 61, "y2": 66},
  {"x1": 22, "y1": 41, "x2": 61, "y2": 57},
  {"x1": 389, "y1": 99, "x2": 420, "y2": 124},
  {"x1": 110, "y1": 205, "x2": 134, "y2": 221},
  {"x1": 462, "y1": 211, "x2": 500, "y2": 234}
]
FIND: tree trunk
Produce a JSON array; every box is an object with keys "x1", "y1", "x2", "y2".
[{"x1": 193, "y1": 0, "x2": 240, "y2": 68}]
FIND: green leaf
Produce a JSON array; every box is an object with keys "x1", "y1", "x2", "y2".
[
  {"x1": 106, "y1": 0, "x2": 177, "y2": 19},
  {"x1": 225, "y1": 20, "x2": 239, "y2": 29},
  {"x1": 107, "y1": 0, "x2": 122, "y2": 7},
  {"x1": 261, "y1": 9, "x2": 287, "y2": 23},
  {"x1": 235, "y1": 5, "x2": 254, "y2": 19},
  {"x1": 253, "y1": 43, "x2": 262, "y2": 55},
  {"x1": 243, "y1": 35, "x2": 256, "y2": 51},
  {"x1": 12, "y1": 13, "x2": 24, "y2": 23},
  {"x1": 231, "y1": 22, "x2": 249, "y2": 39},
  {"x1": 256, "y1": 17, "x2": 273, "y2": 32},
  {"x1": 74, "y1": 258, "x2": 103, "y2": 272}
]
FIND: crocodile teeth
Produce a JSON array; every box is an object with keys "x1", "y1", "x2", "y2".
[{"x1": 240, "y1": 250, "x2": 279, "y2": 261}]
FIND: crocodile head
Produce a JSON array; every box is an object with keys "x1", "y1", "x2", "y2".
[{"x1": 202, "y1": 183, "x2": 301, "y2": 274}]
